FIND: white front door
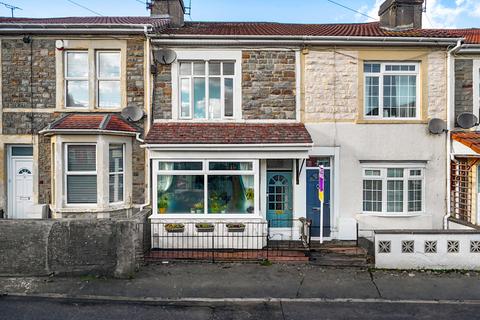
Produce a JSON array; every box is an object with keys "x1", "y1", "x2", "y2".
[{"x1": 8, "y1": 149, "x2": 34, "y2": 219}]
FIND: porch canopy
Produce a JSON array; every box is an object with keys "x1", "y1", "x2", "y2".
[{"x1": 144, "y1": 122, "x2": 313, "y2": 159}]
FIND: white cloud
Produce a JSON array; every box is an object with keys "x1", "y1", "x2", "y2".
[{"x1": 359, "y1": 0, "x2": 478, "y2": 29}]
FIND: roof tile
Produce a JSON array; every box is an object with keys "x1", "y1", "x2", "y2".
[
  {"x1": 145, "y1": 122, "x2": 313, "y2": 145},
  {"x1": 452, "y1": 132, "x2": 480, "y2": 154},
  {"x1": 49, "y1": 114, "x2": 138, "y2": 133}
]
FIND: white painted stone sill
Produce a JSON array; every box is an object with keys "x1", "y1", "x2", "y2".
[{"x1": 359, "y1": 212, "x2": 427, "y2": 218}]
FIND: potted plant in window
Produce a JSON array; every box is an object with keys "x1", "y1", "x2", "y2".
[
  {"x1": 245, "y1": 187, "x2": 254, "y2": 213},
  {"x1": 195, "y1": 223, "x2": 215, "y2": 233},
  {"x1": 226, "y1": 223, "x2": 246, "y2": 233},
  {"x1": 193, "y1": 202, "x2": 204, "y2": 214},
  {"x1": 158, "y1": 195, "x2": 169, "y2": 214},
  {"x1": 209, "y1": 192, "x2": 227, "y2": 214},
  {"x1": 165, "y1": 223, "x2": 185, "y2": 233}
]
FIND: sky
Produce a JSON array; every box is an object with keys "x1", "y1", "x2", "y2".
[{"x1": 3, "y1": 0, "x2": 480, "y2": 29}]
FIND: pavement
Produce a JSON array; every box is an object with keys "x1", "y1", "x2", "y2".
[{"x1": 1, "y1": 263, "x2": 480, "y2": 302}]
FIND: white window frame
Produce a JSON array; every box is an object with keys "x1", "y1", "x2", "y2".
[
  {"x1": 473, "y1": 60, "x2": 480, "y2": 120},
  {"x1": 364, "y1": 62, "x2": 421, "y2": 120},
  {"x1": 178, "y1": 61, "x2": 236, "y2": 120},
  {"x1": 64, "y1": 51, "x2": 89, "y2": 109},
  {"x1": 362, "y1": 164, "x2": 425, "y2": 215},
  {"x1": 96, "y1": 51, "x2": 122, "y2": 109},
  {"x1": 109, "y1": 143, "x2": 126, "y2": 204},
  {"x1": 64, "y1": 143, "x2": 97, "y2": 207},
  {"x1": 152, "y1": 159, "x2": 259, "y2": 218},
  {"x1": 170, "y1": 50, "x2": 242, "y2": 121}
]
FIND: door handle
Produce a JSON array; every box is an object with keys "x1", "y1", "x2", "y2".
[{"x1": 19, "y1": 196, "x2": 30, "y2": 200}]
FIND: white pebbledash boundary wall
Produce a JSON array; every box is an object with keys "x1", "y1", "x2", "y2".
[{"x1": 375, "y1": 230, "x2": 480, "y2": 270}]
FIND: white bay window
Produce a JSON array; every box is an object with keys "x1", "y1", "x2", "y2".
[
  {"x1": 109, "y1": 144, "x2": 125, "y2": 203},
  {"x1": 364, "y1": 62, "x2": 420, "y2": 119},
  {"x1": 65, "y1": 145, "x2": 97, "y2": 204},
  {"x1": 362, "y1": 166, "x2": 424, "y2": 214},
  {"x1": 154, "y1": 160, "x2": 258, "y2": 215}
]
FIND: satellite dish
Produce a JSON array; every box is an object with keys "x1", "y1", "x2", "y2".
[
  {"x1": 457, "y1": 112, "x2": 478, "y2": 129},
  {"x1": 428, "y1": 118, "x2": 447, "y2": 134},
  {"x1": 154, "y1": 49, "x2": 177, "y2": 65},
  {"x1": 121, "y1": 106, "x2": 144, "y2": 122}
]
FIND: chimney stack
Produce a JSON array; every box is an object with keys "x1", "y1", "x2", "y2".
[
  {"x1": 378, "y1": 0, "x2": 424, "y2": 31},
  {"x1": 150, "y1": 0, "x2": 185, "y2": 28}
]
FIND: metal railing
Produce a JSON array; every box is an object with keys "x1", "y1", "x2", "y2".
[{"x1": 140, "y1": 218, "x2": 311, "y2": 263}]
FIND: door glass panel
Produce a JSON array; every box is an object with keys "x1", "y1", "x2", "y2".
[
  {"x1": 267, "y1": 173, "x2": 292, "y2": 227},
  {"x1": 11, "y1": 146, "x2": 33, "y2": 157}
]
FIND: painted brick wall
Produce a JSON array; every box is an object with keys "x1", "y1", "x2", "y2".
[
  {"x1": 242, "y1": 50, "x2": 297, "y2": 119},
  {"x1": 304, "y1": 50, "x2": 358, "y2": 122},
  {"x1": 454, "y1": 59, "x2": 474, "y2": 122},
  {"x1": 2, "y1": 39, "x2": 56, "y2": 109}
]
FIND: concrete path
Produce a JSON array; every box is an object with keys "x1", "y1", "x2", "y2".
[{"x1": 1, "y1": 263, "x2": 480, "y2": 302}]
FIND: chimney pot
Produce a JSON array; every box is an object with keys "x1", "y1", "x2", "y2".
[{"x1": 378, "y1": 0, "x2": 424, "y2": 31}]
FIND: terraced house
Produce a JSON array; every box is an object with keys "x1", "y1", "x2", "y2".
[{"x1": 0, "y1": 0, "x2": 479, "y2": 250}]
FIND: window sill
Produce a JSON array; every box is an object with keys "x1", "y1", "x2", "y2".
[
  {"x1": 356, "y1": 119, "x2": 428, "y2": 125},
  {"x1": 149, "y1": 214, "x2": 264, "y2": 220},
  {"x1": 58, "y1": 108, "x2": 124, "y2": 113},
  {"x1": 359, "y1": 212, "x2": 428, "y2": 218}
]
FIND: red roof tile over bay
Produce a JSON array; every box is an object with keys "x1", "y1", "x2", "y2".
[
  {"x1": 452, "y1": 132, "x2": 480, "y2": 154},
  {"x1": 145, "y1": 123, "x2": 313, "y2": 145},
  {"x1": 48, "y1": 114, "x2": 139, "y2": 133},
  {"x1": 447, "y1": 29, "x2": 480, "y2": 44}
]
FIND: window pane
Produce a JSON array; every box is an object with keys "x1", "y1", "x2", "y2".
[
  {"x1": 180, "y1": 62, "x2": 191, "y2": 75},
  {"x1": 66, "y1": 52, "x2": 88, "y2": 78},
  {"x1": 408, "y1": 180, "x2": 422, "y2": 212},
  {"x1": 209, "y1": 77, "x2": 221, "y2": 119},
  {"x1": 387, "y1": 168, "x2": 404, "y2": 178},
  {"x1": 68, "y1": 145, "x2": 96, "y2": 171},
  {"x1": 157, "y1": 175, "x2": 204, "y2": 214},
  {"x1": 209, "y1": 62, "x2": 221, "y2": 75},
  {"x1": 363, "y1": 180, "x2": 382, "y2": 212},
  {"x1": 193, "y1": 78, "x2": 206, "y2": 118},
  {"x1": 365, "y1": 76, "x2": 379, "y2": 116},
  {"x1": 364, "y1": 63, "x2": 380, "y2": 73},
  {"x1": 67, "y1": 175, "x2": 97, "y2": 204},
  {"x1": 180, "y1": 78, "x2": 190, "y2": 118},
  {"x1": 365, "y1": 170, "x2": 381, "y2": 176},
  {"x1": 223, "y1": 62, "x2": 235, "y2": 75},
  {"x1": 98, "y1": 81, "x2": 121, "y2": 108},
  {"x1": 306, "y1": 157, "x2": 330, "y2": 168},
  {"x1": 410, "y1": 169, "x2": 421, "y2": 176},
  {"x1": 209, "y1": 162, "x2": 253, "y2": 171},
  {"x1": 224, "y1": 78, "x2": 234, "y2": 117},
  {"x1": 66, "y1": 80, "x2": 89, "y2": 107},
  {"x1": 109, "y1": 144, "x2": 124, "y2": 173},
  {"x1": 158, "y1": 162, "x2": 203, "y2": 171},
  {"x1": 193, "y1": 62, "x2": 205, "y2": 75},
  {"x1": 11, "y1": 146, "x2": 33, "y2": 156},
  {"x1": 98, "y1": 52, "x2": 120, "y2": 78},
  {"x1": 387, "y1": 180, "x2": 404, "y2": 212},
  {"x1": 383, "y1": 75, "x2": 416, "y2": 118},
  {"x1": 109, "y1": 174, "x2": 124, "y2": 203},
  {"x1": 208, "y1": 175, "x2": 254, "y2": 214}
]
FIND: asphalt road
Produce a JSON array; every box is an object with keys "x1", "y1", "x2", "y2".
[{"x1": 1, "y1": 296, "x2": 480, "y2": 320}]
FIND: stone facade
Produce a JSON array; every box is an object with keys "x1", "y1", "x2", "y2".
[
  {"x1": 304, "y1": 49, "x2": 358, "y2": 122},
  {"x1": 126, "y1": 39, "x2": 145, "y2": 110},
  {"x1": 37, "y1": 134, "x2": 51, "y2": 205},
  {"x1": 132, "y1": 126, "x2": 145, "y2": 205},
  {"x1": 2, "y1": 112, "x2": 55, "y2": 135},
  {"x1": 2, "y1": 39, "x2": 56, "y2": 109},
  {"x1": 454, "y1": 59, "x2": 474, "y2": 122},
  {"x1": 153, "y1": 64, "x2": 172, "y2": 119},
  {"x1": 427, "y1": 51, "x2": 448, "y2": 119},
  {"x1": 242, "y1": 50, "x2": 296, "y2": 120}
]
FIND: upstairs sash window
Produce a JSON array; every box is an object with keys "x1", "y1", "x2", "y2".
[
  {"x1": 364, "y1": 62, "x2": 420, "y2": 119},
  {"x1": 179, "y1": 61, "x2": 235, "y2": 120}
]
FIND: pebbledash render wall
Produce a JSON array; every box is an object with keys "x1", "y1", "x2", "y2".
[
  {"x1": 303, "y1": 48, "x2": 448, "y2": 239},
  {"x1": 152, "y1": 49, "x2": 297, "y2": 120},
  {"x1": 0, "y1": 37, "x2": 147, "y2": 215}
]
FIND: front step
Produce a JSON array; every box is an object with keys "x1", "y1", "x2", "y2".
[{"x1": 309, "y1": 242, "x2": 372, "y2": 268}]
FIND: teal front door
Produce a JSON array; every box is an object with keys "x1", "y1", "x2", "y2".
[{"x1": 267, "y1": 171, "x2": 293, "y2": 228}]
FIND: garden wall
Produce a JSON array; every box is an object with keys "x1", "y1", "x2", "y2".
[{"x1": 0, "y1": 209, "x2": 150, "y2": 278}]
